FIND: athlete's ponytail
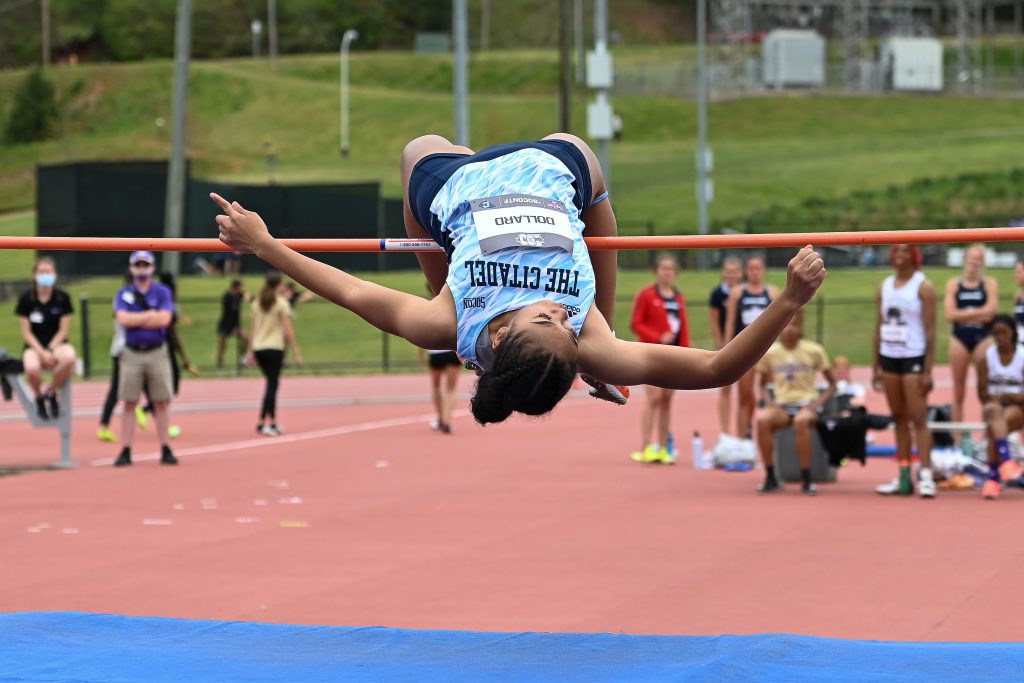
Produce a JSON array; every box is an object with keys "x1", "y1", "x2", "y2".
[{"x1": 470, "y1": 331, "x2": 576, "y2": 425}]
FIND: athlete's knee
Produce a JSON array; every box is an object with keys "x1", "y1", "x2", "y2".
[
  {"x1": 401, "y1": 135, "x2": 448, "y2": 170},
  {"x1": 983, "y1": 402, "x2": 1002, "y2": 422}
]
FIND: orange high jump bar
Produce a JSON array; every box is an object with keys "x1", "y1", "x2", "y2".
[{"x1": 0, "y1": 227, "x2": 1022, "y2": 253}]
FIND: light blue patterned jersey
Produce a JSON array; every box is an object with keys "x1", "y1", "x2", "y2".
[{"x1": 431, "y1": 148, "x2": 596, "y2": 370}]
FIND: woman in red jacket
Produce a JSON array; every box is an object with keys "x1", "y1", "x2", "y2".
[{"x1": 630, "y1": 254, "x2": 691, "y2": 464}]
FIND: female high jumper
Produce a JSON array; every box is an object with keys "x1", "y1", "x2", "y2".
[{"x1": 211, "y1": 133, "x2": 826, "y2": 425}]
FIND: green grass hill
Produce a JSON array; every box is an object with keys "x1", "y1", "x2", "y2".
[{"x1": 2, "y1": 46, "x2": 1024, "y2": 236}]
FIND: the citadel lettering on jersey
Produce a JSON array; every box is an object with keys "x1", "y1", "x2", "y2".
[{"x1": 463, "y1": 260, "x2": 581, "y2": 297}]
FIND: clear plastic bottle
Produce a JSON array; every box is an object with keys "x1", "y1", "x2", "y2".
[{"x1": 691, "y1": 431, "x2": 704, "y2": 470}]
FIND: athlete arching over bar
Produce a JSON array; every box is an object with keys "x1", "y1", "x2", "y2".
[{"x1": 212, "y1": 133, "x2": 826, "y2": 425}]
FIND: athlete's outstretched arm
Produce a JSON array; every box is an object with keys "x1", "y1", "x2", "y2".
[
  {"x1": 579, "y1": 247, "x2": 826, "y2": 389},
  {"x1": 211, "y1": 193, "x2": 456, "y2": 350}
]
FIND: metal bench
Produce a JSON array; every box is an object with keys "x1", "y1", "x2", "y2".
[{"x1": 1, "y1": 355, "x2": 74, "y2": 468}]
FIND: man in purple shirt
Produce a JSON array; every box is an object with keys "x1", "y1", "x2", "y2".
[{"x1": 112, "y1": 251, "x2": 178, "y2": 466}]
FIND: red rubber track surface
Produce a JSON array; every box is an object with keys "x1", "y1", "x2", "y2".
[{"x1": 1, "y1": 367, "x2": 1022, "y2": 641}]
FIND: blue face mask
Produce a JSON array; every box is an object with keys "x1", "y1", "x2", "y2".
[{"x1": 35, "y1": 273, "x2": 56, "y2": 288}]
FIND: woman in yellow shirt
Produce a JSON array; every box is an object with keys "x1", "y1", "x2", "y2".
[{"x1": 248, "y1": 271, "x2": 302, "y2": 436}]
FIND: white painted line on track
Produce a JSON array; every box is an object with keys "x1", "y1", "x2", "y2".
[{"x1": 92, "y1": 409, "x2": 471, "y2": 466}]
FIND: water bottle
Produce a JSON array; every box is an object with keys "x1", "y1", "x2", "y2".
[
  {"x1": 691, "y1": 431, "x2": 704, "y2": 470},
  {"x1": 666, "y1": 431, "x2": 675, "y2": 459}
]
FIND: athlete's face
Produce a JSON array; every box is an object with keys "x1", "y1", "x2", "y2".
[
  {"x1": 780, "y1": 319, "x2": 802, "y2": 347},
  {"x1": 507, "y1": 300, "x2": 580, "y2": 363},
  {"x1": 722, "y1": 261, "x2": 741, "y2": 286},
  {"x1": 745, "y1": 259, "x2": 764, "y2": 285},
  {"x1": 655, "y1": 259, "x2": 678, "y2": 288},
  {"x1": 890, "y1": 244, "x2": 913, "y2": 269},
  {"x1": 992, "y1": 321, "x2": 1016, "y2": 351},
  {"x1": 833, "y1": 359, "x2": 850, "y2": 381},
  {"x1": 964, "y1": 247, "x2": 984, "y2": 277}
]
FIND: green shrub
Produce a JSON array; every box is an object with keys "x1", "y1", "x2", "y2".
[{"x1": 3, "y1": 69, "x2": 58, "y2": 145}]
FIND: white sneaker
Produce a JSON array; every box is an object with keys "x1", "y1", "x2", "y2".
[
  {"x1": 430, "y1": 419, "x2": 440, "y2": 431},
  {"x1": 919, "y1": 468, "x2": 936, "y2": 498},
  {"x1": 260, "y1": 424, "x2": 277, "y2": 436},
  {"x1": 876, "y1": 478, "x2": 900, "y2": 495}
]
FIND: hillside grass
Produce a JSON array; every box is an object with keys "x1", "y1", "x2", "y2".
[
  {"x1": 2, "y1": 264, "x2": 1021, "y2": 373},
  {"x1": 2, "y1": 48, "x2": 1024, "y2": 235}
]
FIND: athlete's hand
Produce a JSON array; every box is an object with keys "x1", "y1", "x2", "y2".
[
  {"x1": 871, "y1": 368, "x2": 884, "y2": 393},
  {"x1": 781, "y1": 245, "x2": 826, "y2": 308},
  {"x1": 210, "y1": 193, "x2": 272, "y2": 256}
]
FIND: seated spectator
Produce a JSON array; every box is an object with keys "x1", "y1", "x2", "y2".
[
  {"x1": 832, "y1": 355, "x2": 866, "y2": 410},
  {"x1": 976, "y1": 313, "x2": 1024, "y2": 500},
  {"x1": 15, "y1": 257, "x2": 77, "y2": 420},
  {"x1": 755, "y1": 310, "x2": 835, "y2": 495}
]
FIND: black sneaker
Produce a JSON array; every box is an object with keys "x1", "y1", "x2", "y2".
[
  {"x1": 35, "y1": 396, "x2": 49, "y2": 420},
  {"x1": 114, "y1": 447, "x2": 132, "y2": 467},
  {"x1": 802, "y1": 482, "x2": 819, "y2": 496},
  {"x1": 45, "y1": 391, "x2": 59, "y2": 419},
  {"x1": 160, "y1": 445, "x2": 179, "y2": 466},
  {"x1": 757, "y1": 478, "x2": 782, "y2": 495}
]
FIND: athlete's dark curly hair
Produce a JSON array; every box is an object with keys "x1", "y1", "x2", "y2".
[{"x1": 470, "y1": 331, "x2": 577, "y2": 425}]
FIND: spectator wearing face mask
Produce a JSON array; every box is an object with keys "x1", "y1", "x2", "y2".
[{"x1": 15, "y1": 257, "x2": 77, "y2": 420}]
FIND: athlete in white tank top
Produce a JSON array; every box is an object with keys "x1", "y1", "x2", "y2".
[
  {"x1": 985, "y1": 343, "x2": 1024, "y2": 396},
  {"x1": 879, "y1": 271, "x2": 927, "y2": 359}
]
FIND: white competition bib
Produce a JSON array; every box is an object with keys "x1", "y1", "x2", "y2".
[
  {"x1": 881, "y1": 323, "x2": 908, "y2": 344},
  {"x1": 741, "y1": 307, "x2": 764, "y2": 327},
  {"x1": 470, "y1": 193, "x2": 574, "y2": 255}
]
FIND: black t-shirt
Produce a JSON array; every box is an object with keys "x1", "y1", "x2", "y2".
[
  {"x1": 708, "y1": 283, "x2": 730, "y2": 334},
  {"x1": 15, "y1": 288, "x2": 74, "y2": 348},
  {"x1": 219, "y1": 290, "x2": 243, "y2": 327}
]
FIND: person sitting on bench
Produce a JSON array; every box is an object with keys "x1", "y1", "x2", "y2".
[{"x1": 14, "y1": 257, "x2": 77, "y2": 420}]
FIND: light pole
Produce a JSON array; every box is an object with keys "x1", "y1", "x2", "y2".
[
  {"x1": 340, "y1": 28, "x2": 358, "y2": 157},
  {"x1": 696, "y1": 0, "x2": 712, "y2": 270},
  {"x1": 251, "y1": 19, "x2": 263, "y2": 58}
]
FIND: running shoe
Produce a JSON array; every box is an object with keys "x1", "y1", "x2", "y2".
[
  {"x1": 430, "y1": 419, "x2": 440, "y2": 431},
  {"x1": 802, "y1": 482, "x2": 818, "y2": 496},
  {"x1": 114, "y1": 447, "x2": 132, "y2": 467},
  {"x1": 875, "y1": 478, "x2": 901, "y2": 495},
  {"x1": 655, "y1": 447, "x2": 676, "y2": 465},
  {"x1": 135, "y1": 405, "x2": 149, "y2": 430},
  {"x1": 757, "y1": 479, "x2": 782, "y2": 494},
  {"x1": 168, "y1": 425, "x2": 182, "y2": 439},
  {"x1": 96, "y1": 427, "x2": 118, "y2": 443},
  {"x1": 269, "y1": 423, "x2": 283, "y2": 436},
  {"x1": 45, "y1": 391, "x2": 59, "y2": 419},
  {"x1": 918, "y1": 468, "x2": 936, "y2": 499},
  {"x1": 982, "y1": 479, "x2": 1001, "y2": 500},
  {"x1": 580, "y1": 375, "x2": 629, "y2": 405},
  {"x1": 160, "y1": 445, "x2": 178, "y2": 466},
  {"x1": 630, "y1": 445, "x2": 659, "y2": 463},
  {"x1": 999, "y1": 459, "x2": 1023, "y2": 483},
  {"x1": 260, "y1": 424, "x2": 277, "y2": 436},
  {"x1": 439, "y1": 423, "x2": 452, "y2": 434},
  {"x1": 35, "y1": 396, "x2": 48, "y2": 420}
]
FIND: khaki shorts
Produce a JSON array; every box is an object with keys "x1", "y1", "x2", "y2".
[{"x1": 118, "y1": 346, "x2": 173, "y2": 403}]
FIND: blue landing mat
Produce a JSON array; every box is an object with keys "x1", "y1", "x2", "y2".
[{"x1": 2, "y1": 612, "x2": 1022, "y2": 682}]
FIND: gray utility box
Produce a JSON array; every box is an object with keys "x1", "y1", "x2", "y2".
[
  {"x1": 762, "y1": 29, "x2": 826, "y2": 89},
  {"x1": 881, "y1": 37, "x2": 943, "y2": 92}
]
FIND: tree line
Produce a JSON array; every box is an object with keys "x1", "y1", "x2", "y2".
[{"x1": 0, "y1": 0, "x2": 452, "y2": 67}]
